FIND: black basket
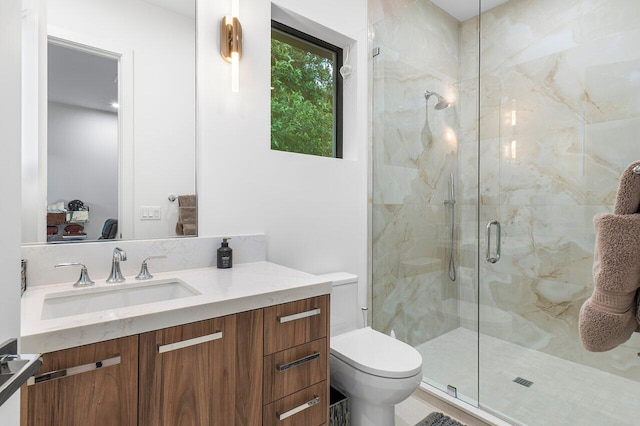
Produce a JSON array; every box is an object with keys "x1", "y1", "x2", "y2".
[{"x1": 329, "y1": 386, "x2": 350, "y2": 426}]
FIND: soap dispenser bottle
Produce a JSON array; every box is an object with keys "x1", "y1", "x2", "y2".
[{"x1": 217, "y1": 238, "x2": 232, "y2": 269}]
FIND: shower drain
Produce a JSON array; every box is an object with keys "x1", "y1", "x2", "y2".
[{"x1": 513, "y1": 377, "x2": 534, "y2": 387}]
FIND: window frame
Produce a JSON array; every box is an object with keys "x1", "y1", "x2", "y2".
[{"x1": 270, "y1": 20, "x2": 344, "y2": 159}]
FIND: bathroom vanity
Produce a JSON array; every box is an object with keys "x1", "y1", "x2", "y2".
[{"x1": 20, "y1": 262, "x2": 330, "y2": 426}]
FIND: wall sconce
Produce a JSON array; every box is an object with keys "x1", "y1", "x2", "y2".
[{"x1": 220, "y1": 1, "x2": 242, "y2": 92}]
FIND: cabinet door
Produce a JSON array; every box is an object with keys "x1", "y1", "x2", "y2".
[
  {"x1": 139, "y1": 310, "x2": 263, "y2": 426},
  {"x1": 20, "y1": 335, "x2": 138, "y2": 426}
]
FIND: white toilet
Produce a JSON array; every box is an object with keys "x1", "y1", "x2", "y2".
[{"x1": 318, "y1": 273, "x2": 423, "y2": 426}]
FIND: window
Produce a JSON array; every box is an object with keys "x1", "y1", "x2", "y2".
[{"x1": 271, "y1": 20, "x2": 343, "y2": 158}]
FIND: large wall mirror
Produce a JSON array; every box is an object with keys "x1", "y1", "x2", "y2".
[{"x1": 22, "y1": 0, "x2": 197, "y2": 244}]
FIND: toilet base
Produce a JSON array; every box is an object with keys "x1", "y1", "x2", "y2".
[{"x1": 350, "y1": 397, "x2": 395, "y2": 426}]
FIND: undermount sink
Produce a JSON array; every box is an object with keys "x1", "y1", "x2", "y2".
[{"x1": 41, "y1": 279, "x2": 200, "y2": 320}]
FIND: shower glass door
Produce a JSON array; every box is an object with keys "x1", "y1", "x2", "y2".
[
  {"x1": 372, "y1": 0, "x2": 640, "y2": 423},
  {"x1": 372, "y1": 0, "x2": 640, "y2": 424},
  {"x1": 477, "y1": 1, "x2": 640, "y2": 424},
  {"x1": 370, "y1": 0, "x2": 480, "y2": 408}
]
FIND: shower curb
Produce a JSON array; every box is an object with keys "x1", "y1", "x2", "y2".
[{"x1": 415, "y1": 383, "x2": 516, "y2": 426}]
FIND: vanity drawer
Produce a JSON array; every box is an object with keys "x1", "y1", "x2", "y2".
[
  {"x1": 263, "y1": 381, "x2": 327, "y2": 426},
  {"x1": 264, "y1": 295, "x2": 329, "y2": 355},
  {"x1": 263, "y1": 338, "x2": 327, "y2": 404}
]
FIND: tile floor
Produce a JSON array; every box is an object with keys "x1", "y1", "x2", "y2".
[
  {"x1": 396, "y1": 394, "x2": 447, "y2": 426},
  {"x1": 396, "y1": 394, "x2": 466, "y2": 425},
  {"x1": 415, "y1": 327, "x2": 640, "y2": 426},
  {"x1": 395, "y1": 389, "x2": 496, "y2": 426}
]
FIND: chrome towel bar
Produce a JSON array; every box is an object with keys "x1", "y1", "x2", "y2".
[
  {"x1": 0, "y1": 338, "x2": 42, "y2": 405},
  {"x1": 633, "y1": 165, "x2": 640, "y2": 174}
]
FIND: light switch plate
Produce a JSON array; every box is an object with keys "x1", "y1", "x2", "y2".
[{"x1": 141, "y1": 206, "x2": 161, "y2": 220}]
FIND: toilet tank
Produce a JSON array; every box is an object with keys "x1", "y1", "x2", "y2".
[{"x1": 316, "y1": 272, "x2": 358, "y2": 337}]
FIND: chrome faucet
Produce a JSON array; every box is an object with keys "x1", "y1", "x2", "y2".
[
  {"x1": 55, "y1": 262, "x2": 95, "y2": 287},
  {"x1": 135, "y1": 255, "x2": 167, "y2": 280},
  {"x1": 106, "y1": 247, "x2": 127, "y2": 283}
]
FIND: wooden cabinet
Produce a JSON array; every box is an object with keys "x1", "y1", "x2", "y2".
[
  {"x1": 264, "y1": 295, "x2": 328, "y2": 355},
  {"x1": 20, "y1": 335, "x2": 138, "y2": 426},
  {"x1": 21, "y1": 295, "x2": 328, "y2": 426},
  {"x1": 262, "y1": 295, "x2": 330, "y2": 426},
  {"x1": 138, "y1": 310, "x2": 263, "y2": 426},
  {"x1": 234, "y1": 310, "x2": 265, "y2": 425}
]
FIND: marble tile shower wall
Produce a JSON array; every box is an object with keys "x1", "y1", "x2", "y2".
[
  {"x1": 370, "y1": 0, "x2": 462, "y2": 347},
  {"x1": 458, "y1": 0, "x2": 640, "y2": 381},
  {"x1": 371, "y1": 0, "x2": 640, "y2": 382}
]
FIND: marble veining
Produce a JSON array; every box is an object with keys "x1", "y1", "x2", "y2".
[
  {"x1": 465, "y1": 0, "x2": 640, "y2": 385},
  {"x1": 370, "y1": 0, "x2": 640, "y2": 419},
  {"x1": 372, "y1": 0, "x2": 461, "y2": 347}
]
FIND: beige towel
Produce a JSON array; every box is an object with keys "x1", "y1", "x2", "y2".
[
  {"x1": 176, "y1": 195, "x2": 197, "y2": 236},
  {"x1": 178, "y1": 194, "x2": 196, "y2": 207},
  {"x1": 579, "y1": 214, "x2": 640, "y2": 351},
  {"x1": 614, "y1": 160, "x2": 640, "y2": 215},
  {"x1": 579, "y1": 161, "x2": 640, "y2": 352}
]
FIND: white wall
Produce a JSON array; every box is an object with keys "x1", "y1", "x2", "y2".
[
  {"x1": 197, "y1": 0, "x2": 369, "y2": 310},
  {"x1": 21, "y1": 0, "x2": 47, "y2": 244},
  {"x1": 0, "y1": 1, "x2": 22, "y2": 423},
  {"x1": 48, "y1": 102, "x2": 118, "y2": 239},
  {"x1": 20, "y1": 0, "x2": 368, "y2": 351}
]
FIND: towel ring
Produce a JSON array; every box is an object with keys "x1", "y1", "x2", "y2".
[
  {"x1": 168, "y1": 194, "x2": 177, "y2": 202},
  {"x1": 634, "y1": 165, "x2": 640, "y2": 175}
]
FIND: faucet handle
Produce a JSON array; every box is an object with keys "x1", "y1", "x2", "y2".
[
  {"x1": 113, "y1": 247, "x2": 127, "y2": 261},
  {"x1": 135, "y1": 256, "x2": 167, "y2": 280},
  {"x1": 55, "y1": 263, "x2": 95, "y2": 287}
]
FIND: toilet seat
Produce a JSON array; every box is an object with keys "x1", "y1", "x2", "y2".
[{"x1": 330, "y1": 327, "x2": 422, "y2": 379}]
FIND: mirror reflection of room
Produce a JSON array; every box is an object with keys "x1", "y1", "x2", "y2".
[
  {"x1": 21, "y1": 0, "x2": 197, "y2": 245},
  {"x1": 47, "y1": 42, "x2": 119, "y2": 242}
]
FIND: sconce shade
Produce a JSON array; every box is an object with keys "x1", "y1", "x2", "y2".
[{"x1": 220, "y1": 16, "x2": 242, "y2": 62}]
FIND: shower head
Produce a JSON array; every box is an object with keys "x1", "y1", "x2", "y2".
[
  {"x1": 435, "y1": 99, "x2": 452, "y2": 110},
  {"x1": 424, "y1": 90, "x2": 453, "y2": 110}
]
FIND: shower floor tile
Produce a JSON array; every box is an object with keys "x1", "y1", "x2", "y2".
[{"x1": 416, "y1": 328, "x2": 640, "y2": 425}]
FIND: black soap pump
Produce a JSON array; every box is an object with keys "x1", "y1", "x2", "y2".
[{"x1": 217, "y1": 238, "x2": 232, "y2": 269}]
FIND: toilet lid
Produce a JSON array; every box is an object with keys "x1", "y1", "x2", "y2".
[{"x1": 330, "y1": 327, "x2": 423, "y2": 379}]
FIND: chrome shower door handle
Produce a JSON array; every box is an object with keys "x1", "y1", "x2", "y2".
[{"x1": 486, "y1": 220, "x2": 501, "y2": 264}]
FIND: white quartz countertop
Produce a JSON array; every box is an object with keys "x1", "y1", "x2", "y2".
[{"x1": 21, "y1": 261, "x2": 331, "y2": 353}]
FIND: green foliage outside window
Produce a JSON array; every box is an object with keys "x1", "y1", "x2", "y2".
[{"x1": 271, "y1": 30, "x2": 336, "y2": 157}]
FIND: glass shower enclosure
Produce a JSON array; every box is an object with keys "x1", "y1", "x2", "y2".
[{"x1": 370, "y1": 0, "x2": 640, "y2": 424}]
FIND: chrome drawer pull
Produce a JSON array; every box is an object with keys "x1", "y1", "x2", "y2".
[
  {"x1": 158, "y1": 331, "x2": 222, "y2": 354},
  {"x1": 277, "y1": 396, "x2": 320, "y2": 420},
  {"x1": 27, "y1": 356, "x2": 121, "y2": 386},
  {"x1": 278, "y1": 308, "x2": 321, "y2": 323},
  {"x1": 277, "y1": 352, "x2": 320, "y2": 372}
]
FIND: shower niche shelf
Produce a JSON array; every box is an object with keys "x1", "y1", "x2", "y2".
[{"x1": 400, "y1": 257, "x2": 442, "y2": 277}]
